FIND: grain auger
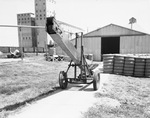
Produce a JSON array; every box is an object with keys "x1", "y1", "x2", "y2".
[{"x1": 46, "y1": 17, "x2": 100, "y2": 90}]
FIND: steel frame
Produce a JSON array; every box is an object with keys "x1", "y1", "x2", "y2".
[{"x1": 64, "y1": 32, "x2": 93, "y2": 85}]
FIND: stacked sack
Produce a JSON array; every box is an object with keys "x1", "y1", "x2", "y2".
[
  {"x1": 113, "y1": 55, "x2": 124, "y2": 75},
  {"x1": 103, "y1": 54, "x2": 150, "y2": 78},
  {"x1": 123, "y1": 57, "x2": 135, "y2": 76},
  {"x1": 134, "y1": 58, "x2": 145, "y2": 77},
  {"x1": 103, "y1": 54, "x2": 114, "y2": 74},
  {"x1": 145, "y1": 58, "x2": 150, "y2": 77}
]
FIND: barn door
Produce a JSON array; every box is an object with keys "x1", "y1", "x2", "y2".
[{"x1": 101, "y1": 37, "x2": 120, "y2": 59}]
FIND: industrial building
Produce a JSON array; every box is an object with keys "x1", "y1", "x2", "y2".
[
  {"x1": 35, "y1": 0, "x2": 56, "y2": 48},
  {"x1": 17, "y1": 13, "x2": 36, "y2": 48},
  {"x1": 17, "y1": 0, "x2": 83, "y2": 49},
  {"x1": 71, "y1": 24, "x2": 150, "y2": 61},
  {"x1": 17, "y1": 0, "x2": 56, "y2": 49}
]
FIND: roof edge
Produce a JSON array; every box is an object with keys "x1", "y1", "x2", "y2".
[{"x1": 84, "y1": 23, "x2": 149, "y2": 36}]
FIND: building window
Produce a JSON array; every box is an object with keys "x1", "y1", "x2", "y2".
[{"x1": 40, "y1": 18, "x2": 42, "y2": 20}]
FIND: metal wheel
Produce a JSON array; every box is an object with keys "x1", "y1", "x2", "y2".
[
  {"x1": 59, "y1": 71, "x2": 68, "y2": 89},
  {"x1": 93, "y1": 73, "x2": 100, "y2": 91}
]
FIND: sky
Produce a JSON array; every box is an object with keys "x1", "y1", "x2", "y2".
[{"x1": 0, "y1": 0, "x2": 150, "y2": 46}]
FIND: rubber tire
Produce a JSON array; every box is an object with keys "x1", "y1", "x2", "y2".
[
  {"x1": 114, "y1": 69, "x2": 123, "y2": 73},
  {"x1": 124, "y1": 61, "x2": 134, "y2": 65},
  {"x1": 114, "y1": 66, "x2": 123, "y2": 70},
  {"x1": 114, "y1": 56, "x2": 124, "y2": 60},
  {"x1": 135, "y1": 62, "x2": 145, "y2": 66},
  {"x1": 114, "y1": 63, "x2": 124, "y2": 67},
  {"x1": 134, "y1": 65, "x2": 145, "y2": 69},
  {"x1": 135, "y1": 58, "x2": 145, "y2": 63},
  {"x1": 124, "y1": 67, "x2": 134, "y2": 71},
  {"x1": 93, "y1": 73, "x2": 100, "y2": 91},
  {"x1": 123, "y1": 70, "x2": 133, "y2": 74},
  {"x1": 114, "y1": 60, "x2": 124, "y2": 64},
  {"x1": 145, "y1": 69, "x2": 150, "y2": 73},
  {"x1": 103, "y1": 62, "x2": 113, "y2": 66},
  {"x1": 124, "y1": 64, "x2": 134, "y2": 68},
  {"x1": 145, "y1": 73, "x2": 150, "y2": 77},
  {"x1": 146, "y1": 59, "x2": 150, "y2": 63},
  {"x1": 125, "y1": 57, "x2": 135, "y2": 61},
  {"x1": 103, "y1": 69, "x2": 113, "y2": 73},
  {"x1": 59, "y1": 71, "x2": 68, "y2": 89},
  {"x1": 103, "y1": 65, "x2": 113, "y2": 69},
  {"x1": 103, "y1": 59, "x2": 113, "y2": 63},
  {"x1": 134, "y1": 68, "x2": 144, "y2": 72},
  {"x1": 124, "y1": 73, "x2": 133, "y2": 76}
]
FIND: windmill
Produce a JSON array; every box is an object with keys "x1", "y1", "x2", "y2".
[{"x1": 129, "y1": 17, "x2": 137, "y2": 29}]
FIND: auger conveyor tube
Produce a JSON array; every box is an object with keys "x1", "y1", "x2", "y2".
[{"x1": 46, "y1": 17, "x2": 81, "y2": 65}]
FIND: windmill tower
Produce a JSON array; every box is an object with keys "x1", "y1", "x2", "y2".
[{"x1": 129, "y1": 17, "x2": 137, "y2": 29}]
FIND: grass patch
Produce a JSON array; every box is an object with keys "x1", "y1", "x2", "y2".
[
  {"x1": 0, "y1": 85, "x2": 29, "y2": 95},
  {"x1": 83, "y1": 74, "x2": 150, "y2": 118},
  {"x1": 0, "y1": 55, "x2": 73, "y2": 117},
  {"x1": 83, "y1": 104, "x2": 149, "y2": 118}
]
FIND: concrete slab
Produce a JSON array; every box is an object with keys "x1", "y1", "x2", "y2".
[
  {"x1": 9, "y1": 91, "x2": 96, "y2": 118},
  {"x1": 8, "y1": 73, "x2": 109, "y2": 118}
]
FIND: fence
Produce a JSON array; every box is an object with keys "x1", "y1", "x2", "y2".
[
  {"x1": 0, "y1": 46, "x2": 46, "y2": 53},
  {"x1": 103, "y1": 54, "x2": 150, "y2": 78}
]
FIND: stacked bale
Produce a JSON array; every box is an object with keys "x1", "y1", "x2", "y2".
[
  {"x1": 123, "y1": 57, "x2": 135, "y2": 76},
  {"x1": 145, "y1": 58, "x2": 150, "y2": 77},
  {"x1": 113, "y1": 56, "x2": 124, "y2": 75},
  {"x1": 134, "y1": 58, "x2": 145, "y2": 77},
  {"x1": 103, "y1": 54, "x2": 114, "y2": 74}
]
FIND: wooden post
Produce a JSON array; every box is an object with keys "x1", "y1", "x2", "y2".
[{"x1": 19, "y1": 27, "x2": 23, "y2": 60}]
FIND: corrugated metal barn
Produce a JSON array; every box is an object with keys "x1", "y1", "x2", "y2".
[{"x1": 71, "y1": 24, "x2": 150, "y2": 61}]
